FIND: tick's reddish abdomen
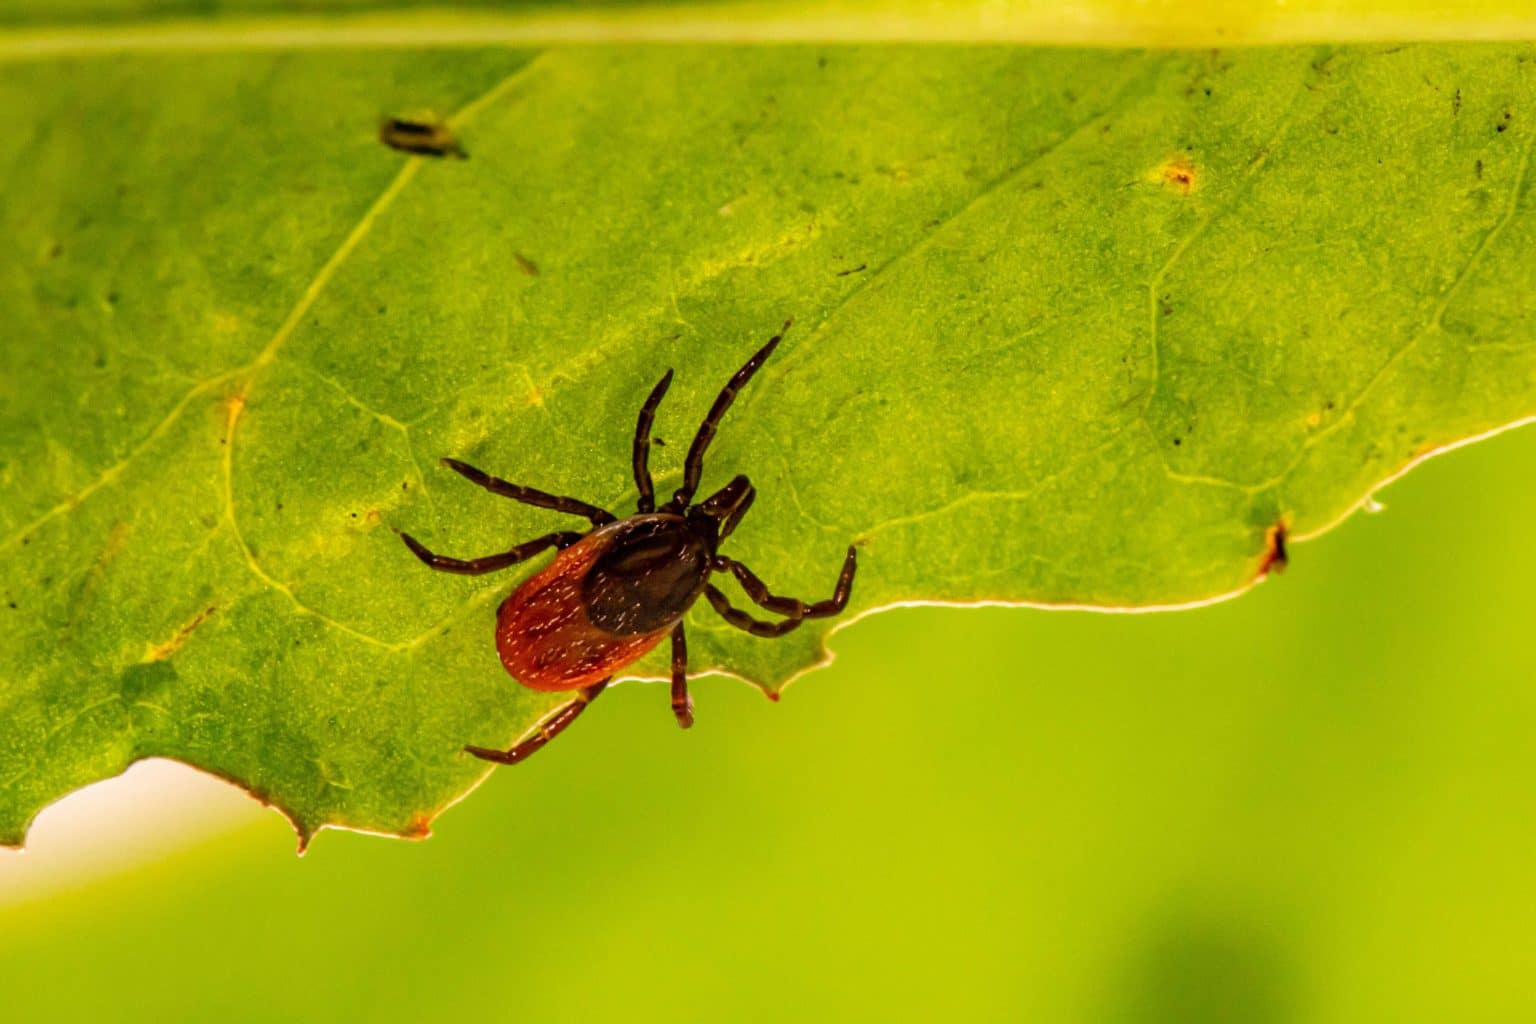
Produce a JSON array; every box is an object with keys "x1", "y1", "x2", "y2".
[{"x1": 495, "y1": 527, "x2": 672, "y2": 692}]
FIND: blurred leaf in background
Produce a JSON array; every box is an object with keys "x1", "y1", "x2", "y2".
[{"x1": 3, "y1": 403, "x2": 1536, "y2": 1022}]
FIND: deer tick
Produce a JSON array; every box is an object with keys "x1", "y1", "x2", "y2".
[{"x1": 401, "y1": 322, "x2": 858, "y2": 766}]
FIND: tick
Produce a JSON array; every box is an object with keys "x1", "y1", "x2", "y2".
[{"x1": 401, "y1": 322, "x2": 858, "y2": 765}]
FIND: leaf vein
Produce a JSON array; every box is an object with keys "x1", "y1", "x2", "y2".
[
  {"x1": 1270, "y1": 125, "x2": 1536, "y2": 493},
  {"x1": 787, "y1": 56, "x2": 1156, "y2": 364},
  {"x1": 217, "y1": 58, "x2": 548, "y2": 649},
  {"x1": 1140, "y1": 80, "x2": 1317, "y2": 420}
]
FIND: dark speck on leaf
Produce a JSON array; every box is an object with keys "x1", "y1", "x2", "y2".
[
  {"x1": 836, "y1": 263, "x2": 867, "y2": 277},
  {"x1": 514, "y1": 252, "x2": 539, "y2": 277},
  {"x1": 1173, "y1": 437, "x2": 1182, "y2": 446},
  {"x1": 1260, "y1": 522, "x2": 1289, "y2": 577},
  {"x1": 379, "y1": 116, "x2": 466, "y2": 159}
]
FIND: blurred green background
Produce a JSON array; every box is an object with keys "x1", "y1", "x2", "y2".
[{"x1": 3, "y1": 421, "x2": 1536, "y2": 1021}]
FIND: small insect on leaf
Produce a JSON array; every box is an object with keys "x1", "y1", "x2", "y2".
[
  {"x1": 378, "y1": 115, "x2": 466, "y2": 159},
  {"x1": 400, "y1": 321, "x2": 858, "y2": 768}
]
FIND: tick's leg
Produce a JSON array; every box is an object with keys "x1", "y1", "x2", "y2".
[
  {"x1": 442, "y1": 457, "x2": 616, "y2": 526},
  {"x1": 704, "y1": 584, "x2": 806, "y2": 637},
  {"x1": 670, "y1": 622, "x2": 693, "y2": 729},
  {"x1": 633, "y1": 370, "x2": 674, "y2": 513},
  {"x1": 400, "y1": 530, "x2": 581, "y2": 576},
  {"x1": 670, "y1": 320, "x2": 790, "y2": 509},
  {"x1": 464, "y1": 679, "x2": 609, "y2": 765},
  {"x1": 714, "y1": 546, "x2": 857, "y2": 619}
]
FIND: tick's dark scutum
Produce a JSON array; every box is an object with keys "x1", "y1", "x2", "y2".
[{"x1": 582, "y1": 516, "x2": 711, "y2": 635}]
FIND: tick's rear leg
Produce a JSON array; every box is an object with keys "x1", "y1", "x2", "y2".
[
  {"x1": 464, "y1": 679, "x2": 610, "y2": 765},
  {"x1": 442, "y1": 457, "x2": 616, "y2": 526},
  {"x1": 670, "y1": 623, "x2": 693, "y2": 729},
  {"x1": 400, "y1": 530, "x2": 581, "y2": 576}
]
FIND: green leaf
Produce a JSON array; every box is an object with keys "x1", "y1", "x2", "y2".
[{"x1": 3, "y1": 42, "x2": 1534, "y2": 847}]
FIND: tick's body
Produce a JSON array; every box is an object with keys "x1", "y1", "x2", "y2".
[
  {"x1": 401, "y1": 322, "x2": 857, "y2": 766},
  {"x1": 497, "y1": 515, "x2": 708, "y2": 692}
]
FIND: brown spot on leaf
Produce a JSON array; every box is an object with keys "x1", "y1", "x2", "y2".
[
  {"x1": 514, "y1": 252, "x2": 539, "y2": 276},
  {"x1": 144, "y1": 605, "x2": 219, "y2": 662},
  {"x1": 1158, "y1": 156, "x2": 1201, "y2": 195},
  {"x1": 294, "y1": 826, "x2": 315, "y2": 856},
  {"x1": 62, "y1": 521, "x2": 135, "y2": 641},
  {"x1": 1258, "y1": 522, "x2": 1288, "y2": 579},
  {"x1": 96, "y1": 521, "x2": 132, "y2": 570},
  {"x1": 379, "y1": 115, "x2": 466, "y2": 159}
]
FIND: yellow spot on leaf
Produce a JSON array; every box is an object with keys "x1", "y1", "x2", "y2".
[{"x1": 1152, "y1": 156, "x2": 1201, "y2": 195}]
